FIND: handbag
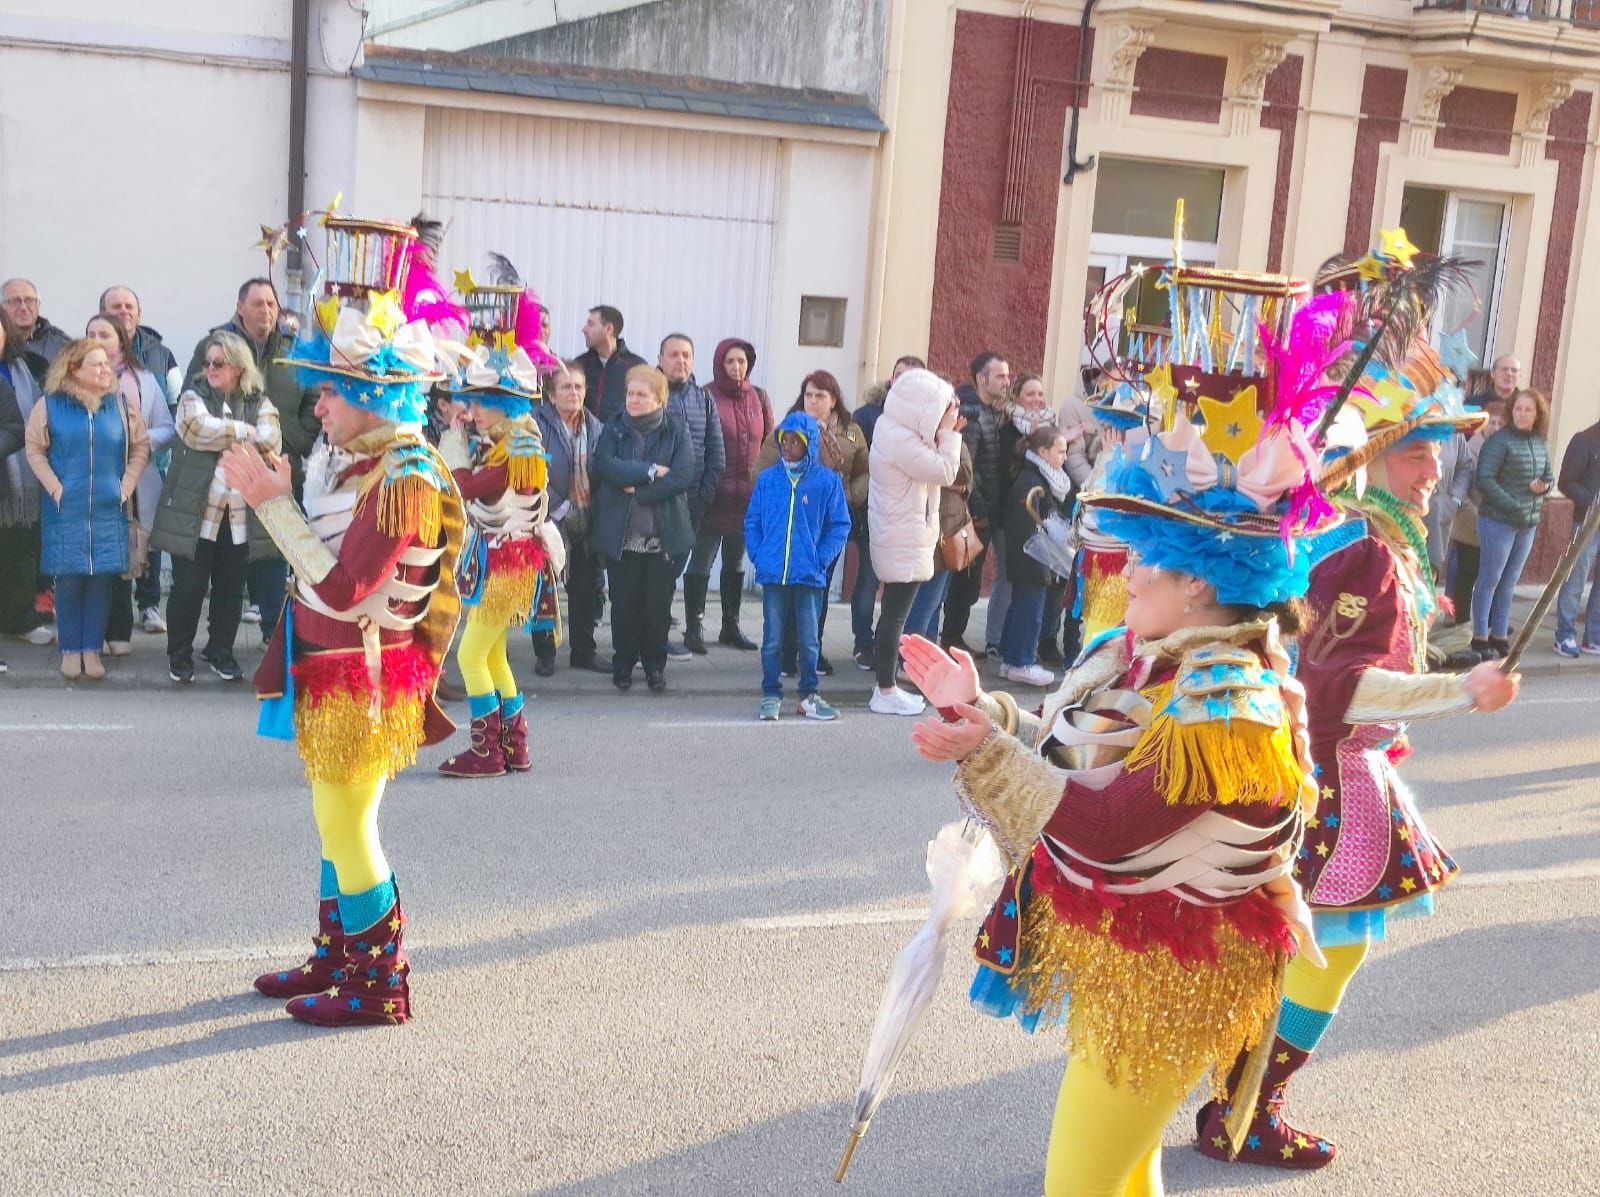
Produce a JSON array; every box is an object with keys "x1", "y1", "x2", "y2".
[
  {"x1": 937, "y1": 518, "x2": 982, "y2": 572},
  {"x1": 124, "y1": 493, "x2": 149, "y2": 580}
]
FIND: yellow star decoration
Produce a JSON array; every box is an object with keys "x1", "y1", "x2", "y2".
[
  {"x1": 1197, "y1": 385, "x2": 1263, "y2": 465},
  {"x1": 326, "y1": 986, "x2": 341, "y2": 998},
  {"x1": 319, "y1": 190, "x2": 344, "y2": 225},
  {"x1": 1211, "y1": 1136, "x2": 1226, "y2": 1149},
  {"x1": 1350, "y1": 373, "x2": 1415, "y2": 425},
  {"x1": 1321, "y1": 785, "x2": 1334, "y2": 800},
  {"x1": 1401, "y1": 877, "x2": 1417, "y2": 892},
  {"x1": 1307, "y1": 816, "x2": 1320, "y2": 829},
  {"x1": 493, "y1": 329, "x2": 518, "y2": 356},
  {"x1": 1143, "y1": 362, "x2": 1177, "y2": 412},
  {"x1": 1275, "y1": 1051, "x2": 1290, "y2": 1064},
  {"x1": 314, "y1": 294, "x2": 342, "y2": 338},
  {"x1": 369, "y1": 946, "x2": 384, "y2": 959},
  {"x1": 1294, "y1": 1135, "x2": 1310, "y2": 1149},
  {"x1": 978, "y1": 930, "x2": 991, "y2": 949},
  {"x1": 1353, "y1": 253, "x2": 1388, "y2": 283},
  {"x1": 389, "y1": 916, "x2": 402, "y2": 932},
  {"x1": 366, "y1": 289, "x2": 405, "y2": 339},
  {"x1": 383, "y1": 1001, "x2": 397, "y2": 1014},
  {"x1": 1281, "y1": 1145, "x2": 1296, "y2": 1161},
  {"x1": 318, "y1": 934, "x2": 332, "y2": 946},
  {"x1": 300, "y1": 964, "x2": 314, "y2": 976},
  {"x1": 1316, "y1": 842, "x2": 1330, "y2": 857},
  {"x1": 453, "y1": 268, "x2": 479, "y2": 295},
  {"x1": 1379, "y1": 226, "x2": 1419, "y2": 270}
]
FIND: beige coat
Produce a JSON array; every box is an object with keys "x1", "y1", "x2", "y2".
[
  {"x1": 1055, "y1": 392, "x2": 1101, "y2": 487},
  {"x1": 868, "y1": 370, "x2": 962, "y2": 584}
]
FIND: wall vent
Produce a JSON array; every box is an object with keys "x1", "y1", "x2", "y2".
[{"x1": 992, "y1": 223, "x2": 1022, "y2": 263}]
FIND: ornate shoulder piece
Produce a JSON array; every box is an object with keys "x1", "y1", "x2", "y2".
[
  {"x1": 486, "y1": 422, "x2": 549, "y2": 491},
  {"x1": 1123, "y1": 639, "x2": 1304, "y2": 808},
  {"x1": 1301, "y1": 514, "x2": 1367, "y2": 573},
  {"x1": 371, "y1": 438, "x2": 452, "y2": 542}
]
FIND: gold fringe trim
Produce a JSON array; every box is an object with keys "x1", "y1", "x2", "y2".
[
  {"x1": 473, "y1": 565, "x2": 537, "y2": 628},
  {"x1": 1081, "y1": 569, "x2": 1129, "y2": 643},
  {"x1": 295, "y1": 689, "x2": 425, "y2": 785},
  {"x1": 1013, "y1": 894, "x2": 1283, "y2": 1099},
  {"x1": 505, "y1": 449, "x2": 547, "y2": 493},
  {"x1": 1123, "y1": 681, "x2": 1304, "y2": 807},
  {"x1": 372, "y1": 473, "x2": 443, "y2": 544}
]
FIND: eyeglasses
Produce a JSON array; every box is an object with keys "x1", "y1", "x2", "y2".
[
  {"x1": 3, "y1": 296, "x2": 39, "y2": 308},
  {"x1": 204, "y1": 358, "x2": 229, "y2": 369}
]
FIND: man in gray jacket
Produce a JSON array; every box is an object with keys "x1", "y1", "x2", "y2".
[{"x1": 660, "y1": 333, "x2": 726, "y2": 656}]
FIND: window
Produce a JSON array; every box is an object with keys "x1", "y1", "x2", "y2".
[{"x1": 1400, "y1": 184, "x2": 1510, "y2": 364}]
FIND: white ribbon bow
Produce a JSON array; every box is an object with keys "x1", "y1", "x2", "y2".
[
  {"x1": 461, "y1": 343, "x2": 541, "y2": 393},
  {"x1": 330, "y1": 307, "x2": 437, "y2": 375}
]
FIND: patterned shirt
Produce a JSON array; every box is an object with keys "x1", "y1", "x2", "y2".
[{"x1": 174, "y1": 389, "x2": 282, "y2": 543}]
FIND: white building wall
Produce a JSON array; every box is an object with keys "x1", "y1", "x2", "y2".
[{"x1": 0, "y1": 2, "x2": 360, "y2": 363}]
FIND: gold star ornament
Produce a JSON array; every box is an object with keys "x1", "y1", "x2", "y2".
[
  {"x1": 1196, "y1": 385, "x2": 1262, "y2": 465},
  {"x1": 366, "y1": 289, "x2": 405, "y2": 339},
  {"x1": 453, "y1": 268, "x2": 479, "y2": 295},
  {"x1": 314, "y1": 294, "x2": 342, "y2": 338},
  {"x1": 1379, "y1": 226, "x2": 1419, "y2": 270}
]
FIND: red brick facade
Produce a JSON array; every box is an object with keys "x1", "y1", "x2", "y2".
[
  {"x1": 1345, "y1": 65, "x2": 1407, "y2": 256},
  {"x1": 1435, "y1": 86, "x2": 1518, "y2": 156},
  {"x1": 1263, "y1": 55, "x2": 1304, "y2": 274},
  {"x1": 1130, "y1": 48, "x2": 1228, "y2": 123}
]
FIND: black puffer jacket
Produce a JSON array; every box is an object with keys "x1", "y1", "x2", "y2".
[
  {"x1": 590, "y1": 409, "x2": 696, "y2": 561},
  {"x1": 1004, "y1": 458, "x2": 1074, "y2": 588}
]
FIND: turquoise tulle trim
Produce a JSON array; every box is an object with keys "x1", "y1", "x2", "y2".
[
  {"x1": 1313, "y1": 892, "x2": 1436, "y2": 948},
  {"x1": 969, "y1": 963, "x2": 1067, "y2": 1034}
]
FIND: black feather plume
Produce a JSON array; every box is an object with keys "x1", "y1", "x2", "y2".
[
  {"x1": 487, "y1": 252, "x2": 522, "y2": 287},
  {"x1": 410, "y1": 211, "x2": 445, "y2": 256}
]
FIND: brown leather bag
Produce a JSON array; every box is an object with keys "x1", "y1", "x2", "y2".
[{"x1": 937, "y1": 519, "x2": 982, "y2": 572}]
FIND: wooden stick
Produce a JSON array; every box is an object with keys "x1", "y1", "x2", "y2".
[{"x1": 1502, "y1": 498, "x2": 1600, "y2": 673}]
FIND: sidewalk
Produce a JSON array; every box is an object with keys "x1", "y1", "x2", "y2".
[{"x1": 2, "y1": 584, "x2": 1594, "y2": 698}]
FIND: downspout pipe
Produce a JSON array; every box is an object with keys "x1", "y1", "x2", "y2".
[
  {"x1": 1064, "y1": 0, "x2": 1097, "y2": 183},
  {"x1": 287, "y1": 0, "x2": 310, "y2": 282}
]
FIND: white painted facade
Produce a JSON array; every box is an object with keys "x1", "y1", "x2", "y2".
[
  {"x1": 367, "y1": 0, "x2": 658, "y2": 52},
  {"x1": 0, "y1": 1, "x2": 362, "y2": 362}
]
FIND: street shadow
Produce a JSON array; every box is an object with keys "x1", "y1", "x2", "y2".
[
  {"x1": 1315, "y1": 914, "x2": 1600, "y2": 1060},
  {"x1": 0, "y1": 993, "x2": 255, "y2": 1059},
  {"x1": 1453, "y1": 830, "x2": 1600, "y2": 875},
  {"x1": 531, "y1": 1059, "x2": 1061, "y2": 1197},
  {"x1": 1410, "y1": 760, "x2": 1600, "y2": 807},
  {"x1": 0, "y1": 1012, "x2": 308, "y2": 1095}
]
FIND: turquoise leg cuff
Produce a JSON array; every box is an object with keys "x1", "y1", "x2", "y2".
[
  {"x1": 467, "y1": 691, "x2": 499, "y2": 718},
  {"x1": 500, "y1": 693, "x2": 525, "y2": 718},
  {"x1": 1277, "y1": 997, "x2": 1336, "y2": 1052},
  {"x1": 319, "y1": 858, "x2": 339, "y2": 901},
  {"x1": 336, "y1": 873, "x2": 398, "y2": 936}
]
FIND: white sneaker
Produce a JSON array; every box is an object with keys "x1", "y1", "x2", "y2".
[
  {"x1": 23, "y1": 625, "x2": 56, "y2": 646},
  {"x1": 869, "y1": 686, "x2": 926, "y2": 716},
  {"x1": 140, "y1": 606, "x2": 167, "y2": 633},
  {"x1": 1000, "y1": 662, "x2": 1054, "y2": 687},
  {"x1": 241, "y1": 604, "x2": 262, "y2": 625}
]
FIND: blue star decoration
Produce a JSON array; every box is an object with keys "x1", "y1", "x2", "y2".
[
  {"x1": 1325, "y1": 814, "x2": 1340, "y2": 828},
  {"x1": 1377, "y1": 884, "x2": 1393, "y2": 899},
  {"x1": 348, "y1": 998, "x2": 362, "y2": 1010},
  {"x1": 1204, "y1": 694, "x2": 1233, "y2": 721},
  {"x1": 1139, "y1": 436, "x2": 1193, "y2": 503},
  {"x1": 1400, "y1": 851, "x2": 1415, "y2": 867},
  {"x1": 1004, "y1": 899, "x2": 1018, "y2": 918},
  {"x1": 1437, "y1": 327, "x2": 1477, "y2": 379},
  {"x1": 1247, "y1": 1135, "x2": 1261, "y2": 1150},
  {"x1": 997, "y1": 947, "x2": 1014, "y2": 965}
]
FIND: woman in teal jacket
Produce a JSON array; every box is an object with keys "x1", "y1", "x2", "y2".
[{"x1": 1471, "y1": 387, "x2": 1553, "y2": 658}]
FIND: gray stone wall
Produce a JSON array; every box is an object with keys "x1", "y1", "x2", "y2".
[{"x1": 475, "y1": 0, "x2": 889, "y2": 105}]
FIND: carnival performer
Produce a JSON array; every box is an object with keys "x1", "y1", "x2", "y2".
[
  {"x1": 1073, "y1": 381, "x2": 1150, "y2": 642},
  {"x1": 1196, "y1": 342, "x2": 1520, "y2": 1168},
  {"x1": 901, "y1": 324, "x2": 1344, "y2": 1196},
  {"x1": 435, "y1": 342, "x2": 562, "y2": 778},
  {"x1": 223, "y1": 297, "x2": 464, "y2": 1027}
]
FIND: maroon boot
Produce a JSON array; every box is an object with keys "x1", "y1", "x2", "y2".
[
  {"x1": 501, "y1": 707, "x2": 531, "y2": 772},
  {"x1": 253, "y1": 897, "x2": 351, "y2": 999},
  {"x1": 286, "y1": 899, "x2": 411, "y2": 1027},
  {"x1": 1196, "y1": 1037, "x2": 1337, "y2": 1169},
  {"x1": 438, "y1": 710, "x2": 507, "y2": 778}
]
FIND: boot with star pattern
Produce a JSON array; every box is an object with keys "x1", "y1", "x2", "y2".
[
  {"x1": 1195, "y1": 1037, "x2": 1337, "y2": 1169},
  {"x1": 253, "y1": 897, "x2": 351, "y2": 999},
  {"x1": 286, "y1": 897, "x2": 411, "y2": 1027}
]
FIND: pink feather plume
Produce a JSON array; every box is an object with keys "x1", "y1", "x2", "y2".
[
  {"x1": 400, "y1": 241, "x2": 469, "y2": 332},
  {"x1": 513, "y1": 289, "x2": 559, "y2": 370}
]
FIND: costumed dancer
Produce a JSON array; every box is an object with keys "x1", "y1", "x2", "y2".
[
  {"x1": 225, "y1": 297, "x2": 464, "y2": 1027},
  {"x1": 436, "y1": 340, "x2": 563, "y2": 778},
  {"x1": 1197, "y1": 244, "x2": 1521, "y2": 1167},
  {"x1": 901, "y1": 301, "x2": 1347, "y2": 1196},
  {"x1": 1074, "y1": 381, "x2": 1151, "y2": 641}
]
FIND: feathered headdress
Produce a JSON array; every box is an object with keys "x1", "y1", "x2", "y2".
[
  {"x1": 484, "y1": 252, "x2": 559, "y2": 371},
  {"x1": 280, "y1": 291, "x2": 443, "y2": 426}
]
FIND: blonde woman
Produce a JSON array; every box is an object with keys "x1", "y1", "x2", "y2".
[
  {"x1": 24, "y1": 339, "x2": 150, "y2": 679},
  {"x1": 150, "y1": 330, "x2": 281, "y2": 683}
]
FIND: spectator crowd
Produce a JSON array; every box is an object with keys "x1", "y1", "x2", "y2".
[{"x1": 3, "y1": 271, "x2": 1595, "y2": 710}]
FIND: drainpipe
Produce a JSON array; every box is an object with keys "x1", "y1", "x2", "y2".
[
  {"x1": 287, "y1": 0, "x2": 311, "y2": 289},
  {"x1": 1064, "y1": 0, "x2": 1097, "y2": 183}
]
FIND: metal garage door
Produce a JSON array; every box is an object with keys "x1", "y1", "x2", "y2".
[{"x1": 422, "y1": 107, "x2": 778, "y2": 383}]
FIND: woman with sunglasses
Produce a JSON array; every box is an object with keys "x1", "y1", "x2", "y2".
[{"x1": 150, "y1": 330, "x2": 281, "y2": 683}]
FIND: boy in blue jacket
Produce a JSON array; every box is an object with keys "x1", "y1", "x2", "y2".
[{"x1": 744, "y1": 411, "x2": 853, "y2": 720}]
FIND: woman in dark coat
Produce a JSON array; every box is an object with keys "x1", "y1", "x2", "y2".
[
  {"x1": 688, "y1": 337, "x2": 772, "y2": 650},
  {"x1": 1470, "y1": 387, "x2": 1553, "y2": 659},
  {"x1": 591, "y1": 365, "x2": 695, "y2": 692},
  {"x1": 997, "y1": 425, "x2": 1074, "y2": 687}
]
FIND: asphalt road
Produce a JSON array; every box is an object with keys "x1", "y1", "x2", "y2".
[{"x1": 2, "y1": 655, "x2": 1597, "y2": 1195}]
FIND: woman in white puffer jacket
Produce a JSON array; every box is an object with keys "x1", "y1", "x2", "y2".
[{"x1": 867, "y1": 368, "x2": 961, "y2": 714}]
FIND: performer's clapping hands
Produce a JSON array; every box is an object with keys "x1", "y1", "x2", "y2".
[
  {"x1": 901, "y1": 635, "x2": 992, "y2": 762},
  {"x1": 222, "y1": 443, "x2": 292, "y2": 509}
]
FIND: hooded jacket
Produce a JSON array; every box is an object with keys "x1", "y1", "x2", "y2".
[
  {"x1": 868, "y1": 370, "x2": 962, "y2": 584},
  {"x1": 703, "y1": 337, "x2": 773, "y2": 536},
  {"x1": 744, "y1": 412, "x2": 852, "y2": 590}
]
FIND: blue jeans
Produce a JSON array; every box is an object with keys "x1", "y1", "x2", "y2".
[
  {"x1": 848, "y1": 535, "x2": 878, "y2": 653},
  {"x1": 983, "y1": 529, "x2": 1012, "y2": 648},
  {"x1": 1555, "y1": 516, "x2": 1600, "y2": 645},
  {"x1": 55, "y1": 573, "x2": 114, "y2": 653},
  {"x1": 906, "y1": 568, "x2": 951, "y2": 641},
  {"x1": 249, "y1": 557, "x2": 288, "y2": 638},
  {"x1": 1472, "y1": 516, "x2": 1538, "y2": 639},
  {"x1": 762, "y1": 583, "x2": 823, "y2": 699},
  {"x1": 999, "y1": 583, "x2": 1046, "y2": 667}
]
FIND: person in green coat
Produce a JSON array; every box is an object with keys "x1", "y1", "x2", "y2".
[{"x1": 1470, "y1": 387, "x2": 1554, "y2": 658}]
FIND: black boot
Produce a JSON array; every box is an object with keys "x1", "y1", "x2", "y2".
[
  {"x1": 683, "y1": 573, "x2": 710, "y2": 655},
  {"x1": 718, "y1": 570, "x2": 758, "y2": 650}
]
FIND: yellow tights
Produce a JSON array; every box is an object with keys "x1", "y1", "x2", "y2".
[
  {"x1": 312, "y1": 777, "x2": 389, "y2": 894},
  {"x1": 1042, "y1": 1047, "x2": 1198, "y2": 1197},
  {"x1": 1283, "y1": 941, "x2": 1369, "y2": 1017},
  {"x1": 456, "y1": 614, "x2": 516, "y2": 700}
]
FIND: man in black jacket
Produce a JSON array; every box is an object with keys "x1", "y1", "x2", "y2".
[
  {"x1": 1554, "y1": 417, "x2": 1600, "y2": 655},
  {"x1": 1, "y1": 278, "x2": 70, "y2": 364},
  {"x1": 576, "y1": 304, "x2": 646, "y2": 422},
  {"x1": 659, "y1": 333, "x2": 726, "y2": 655},
  {"x1": 940, "y1": 350, "x2": 1010, "y2": 656}
]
